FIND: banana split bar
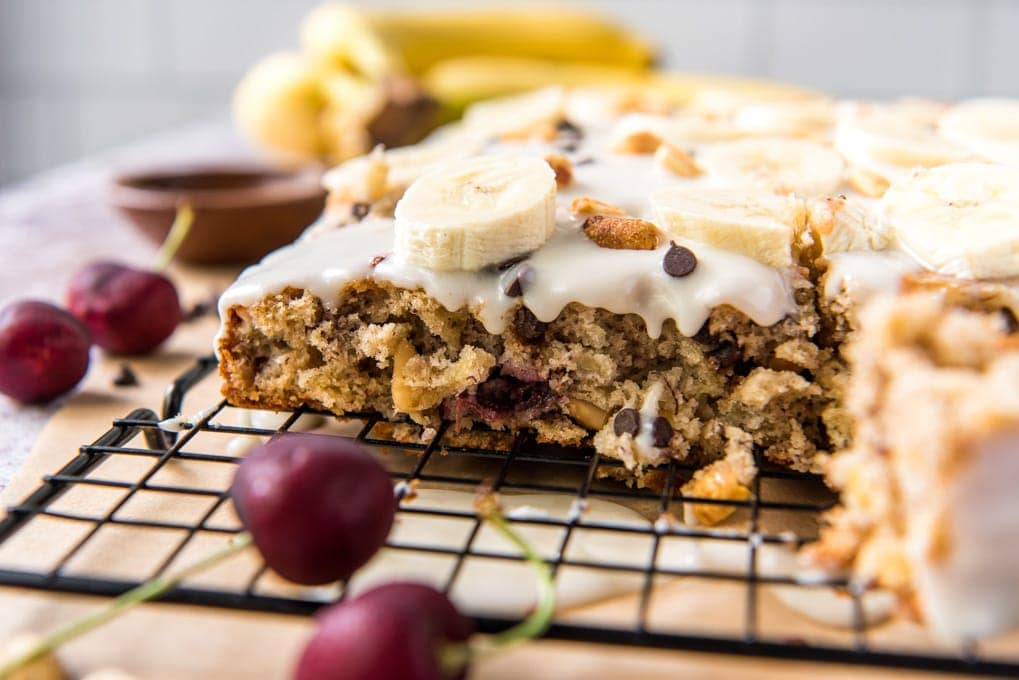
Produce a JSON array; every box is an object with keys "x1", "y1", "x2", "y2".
[{"x1": 217, "y1": 87, "x2": 1019, "y2": 518}]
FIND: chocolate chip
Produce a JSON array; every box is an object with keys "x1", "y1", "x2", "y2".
[
  {"x1": 709, "y1": 342, "x2": 741, "y2": 369},
  {"x1": 112, "y1": 364, "x2": 138, "y2": 387},
  {"x1": 556, "y1": 119, "x2": 583, "y2": 138},
  {"x1": 181, "y1": 291, "x2": 221, "y2": 323},
  {"x1": 503, "y1": 265, "x2": 535, "y2": 298},
  {"x1": 370, "y1": 254, "x2": 387, "y2": 267},
  {"x1": 1003, "y1": 308, "x2": 1019, "y2": 334},
  {"x1": 574, "y1": 157, "x2": 595, "y2": 166},
  {"x1": 513, "y1": 306, "x2": 548, "y2": 344},
  {"x1": 494, "y1": 253, "x2": 530, "y2": 272},
  {"x1": 613, "y1": 408, "x2": 641, "y2": 436},
  {"x1": 651, "y1": 416, "x2": 673, "y2": 447},
  {"x1": 351, "y1": 202, "x2": 370, "y2": 220},
  {"x1": 662, "y1": 243, "x2": 697, "y2": 277}
]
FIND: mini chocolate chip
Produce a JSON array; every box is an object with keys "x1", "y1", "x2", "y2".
[
  {"x1": 112, "y1": 364, "x2": 139, "y2": 387},
  {"x1": 556, "y1": 119, "x2": 583, "y2": 138},
  {"x1": 181, "y1": 291, "x2": 221, "y2": 323},
  {"x1": 662, "y1": 243, "x2": 697, "y2": 277},
  {"x1": 651, "y1": 416, "x2": 673, "y2": 447},
  {"x1": 495, "y1": 253, "x2": 530, "y2": 272},
  {"x1": 1003, "y1": 308, "x2": 1019, "y2": 334},
  {"x1": 370, "y1": 254, "x2": 387, "y2": 267},
  {"x1": 513, "y1": 306, "x2": 548, "y2": 344},
  {"x1": 351, "y1": 202, "x2": 370, "y2": 220},
  {"x1": 574, "y1": 157, "x2": 595, "y2": 166},
  {"x1": 558, "y1": 141, "x2": 580, "y2": 153},
  {"x1": 503, "y1": 265, "x2": 535, "y2": 297},
  {"x1": 710, "y1": 342, "x2": 741, "y2": 369},
  {"x1": 613, "y1": 408, "x2": 641, "y2": 436}
]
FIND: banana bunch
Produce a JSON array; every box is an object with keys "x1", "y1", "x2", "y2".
[
  {"x1": 233, "y1": 3, "x2": 809, "y2": 164},
  {"x1": 234, "y1": 3, "x2": 655, "y2": 163}
]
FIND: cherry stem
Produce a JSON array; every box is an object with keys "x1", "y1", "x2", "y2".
[
  {"x1": 0, "y1": 532, "x2": 253, "y2": 678},
  {"x1": 152, "y1": 203, "x2": 194, "y2": 273},
  {"x1": 464, "y1": 492, "x2": 556, "y2": 664}
]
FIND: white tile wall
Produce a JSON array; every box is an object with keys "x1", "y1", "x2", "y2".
[{"x1": 0, "y1": 0, "x2": 1017, "y2": 185}]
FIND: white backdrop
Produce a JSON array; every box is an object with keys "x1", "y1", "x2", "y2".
[{"x1": 1, "y1": 0, "x2": 1016, "y2": 184}]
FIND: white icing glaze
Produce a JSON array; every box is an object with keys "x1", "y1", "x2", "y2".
[
  {"x1": 823, "y1": 250, "x2": 922, "y2": 301},
  {"x1": 634, "y1": 380, "x2": 666, "y2": 464},
  {"x1": 218, "y1": 214, "x2": 796, "y2": 341}
]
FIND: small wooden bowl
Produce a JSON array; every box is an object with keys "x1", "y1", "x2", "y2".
[{"x1": 109, "y1": 164, "x2": 326, "y2": 265}]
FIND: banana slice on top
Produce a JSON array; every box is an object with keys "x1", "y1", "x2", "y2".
[
  {"x1": 650, "y1": 187, "x2": 805, "y2": 268},
  {"x1": 696, "y1": 137, "x2": 846, "y2": 197},
  {"x1": 461, "y1": 86, "x2": 566, "y2": 140},
  {"x1": 323, "y1": 137, "x2": 482, "y2": 205},
  {"x1": 394, "y1": 155, "x2": 557, "y2": 271},
  {"x1": 835, "y1": 100, "x2": 970, "y2": 182},
  {"x1": 939, "y1": 99, "x2": 1019, "y2": 167},
  {"x1": 882, "y1": 162, "x2": 1019, "y2": 279},
  {"x1": 732, "y1": 98, "x2": 837, "y2": 138}
]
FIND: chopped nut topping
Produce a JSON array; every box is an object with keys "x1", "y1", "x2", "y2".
[
  {"x1": 613, "y1": 130, "x2": 662, "y2": 154},
  {"x1": 500, "y1": 121, "x2": 559, "y2": 142},
  {"x1": 654, "y1": 142, "x2": 702, "y2": 177},
  {"x1": 544, "y1": 153, "x2": 574, "y2": 188},
  {"x1": 567, "y1": 397, "x2": 609, "y2": 430},
  {"x1": 682, "y1": 463, "x2": 752, "y2": 526},
  {"x1": 570, "y1": 196, "x2": 626, "y2": 217},
  {"x1": 583, "y1": 215, "x2": 661, "y2": 251}
]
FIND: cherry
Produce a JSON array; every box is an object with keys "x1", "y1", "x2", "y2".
[
  {"x1": 0, "y1": 300, "x2": 91, "y2": 403},
  {"x1": 67, "y1": 261, "x2": 181, "y2": 355},
  {"x1": 295, "y1": 582, "x2": 473, "y2": 680},
  {"x1": 230, "y1": 433, "x2": 395, "y2": 585}
]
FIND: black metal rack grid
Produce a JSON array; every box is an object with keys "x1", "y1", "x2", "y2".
[{"x1": 1, "y1": 355, "x2": 1017, "y2": 676}]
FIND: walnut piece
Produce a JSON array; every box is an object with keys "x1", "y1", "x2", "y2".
[{"x1": 583, "y1": 215, "x2": 662, "y2": 251}]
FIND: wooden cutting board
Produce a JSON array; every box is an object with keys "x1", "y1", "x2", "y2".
[{"x1": 0, "y1": 265, "x2": 982, "y2": 679}]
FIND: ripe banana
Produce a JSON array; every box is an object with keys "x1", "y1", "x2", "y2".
[
  {"x1": 882, "y1": 162, "x2": 1019, "y2": 279},
  {"x1": 393, "y1": 156, "x2": 557, "y2": 271},
  {"x1": 650, "y1": 187, "x2": 805, "y2": 268},
  {"x1": 696, "y1": 138, "x2": 845, "y2": 197},
  {"x1": 233, "y1": 52, "x2": 327, "y2": 160},
  {"x1": 352, "y1": 6, "x2": 655, "y2": 75},
  {"x1": 939, "y1": 99, "x2": 1019, "y2": 167}
]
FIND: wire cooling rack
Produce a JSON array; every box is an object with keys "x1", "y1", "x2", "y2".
[{"x1": 1, "y1": 356, "x2": 1018, "y2": 676}]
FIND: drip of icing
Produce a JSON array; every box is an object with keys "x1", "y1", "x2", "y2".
[
  {"x1": 218, "y1": 217, "x2": 796, "y2": 342},
  {"x1": 823, "y1": 250, "x2": 922, "y2": 300},
  {"x1": 633, "y1": 381, "x2": 667, "y2": 464}
]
